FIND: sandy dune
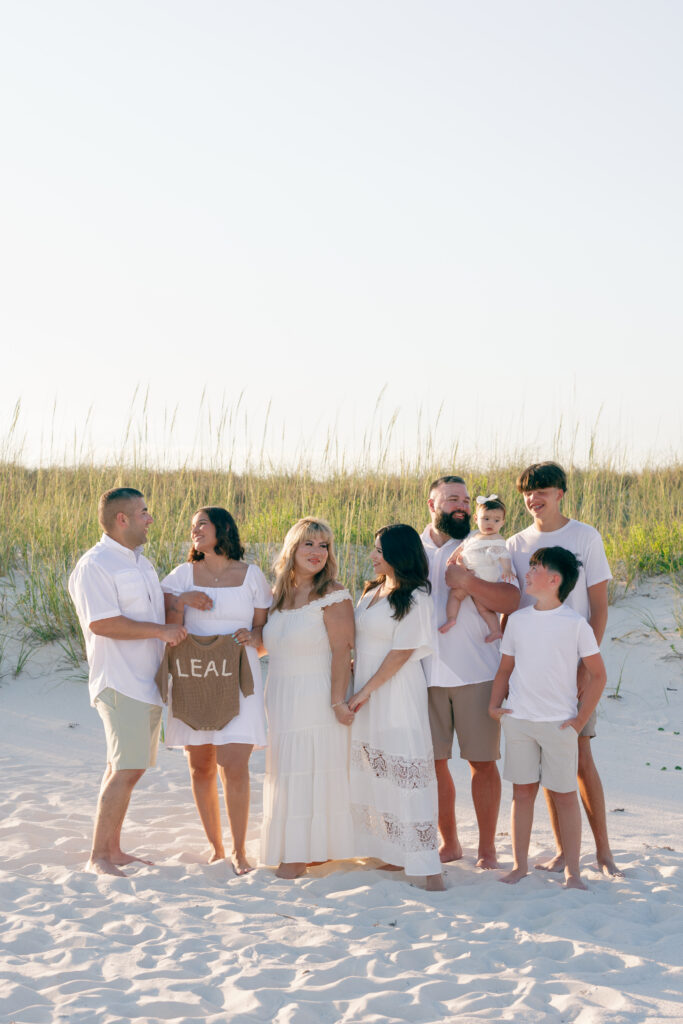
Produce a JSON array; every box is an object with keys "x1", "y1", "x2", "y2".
[{"x1": 1, "y1": 579, "x2": 682, "y2": 1023}]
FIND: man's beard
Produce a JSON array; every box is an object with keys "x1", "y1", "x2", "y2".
[{"x1": 435, "y1": 510, "x2": 471, "y2": 540}]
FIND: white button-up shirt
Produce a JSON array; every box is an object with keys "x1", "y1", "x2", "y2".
[
  {"x1": 421, "y1": 525, "x2": 518, "y2": 688},
  {"x1": 68, "y1": 534, "x2": 165, "y2": 706}
]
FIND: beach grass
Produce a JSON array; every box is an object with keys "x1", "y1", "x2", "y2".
[{"x1": 0, "y1": 425, "x2": 680, "y2": 673}]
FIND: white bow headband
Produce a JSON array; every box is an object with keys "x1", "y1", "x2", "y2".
[{"x1": 476, "y1": 494, "x2": 498, "y2": 505}]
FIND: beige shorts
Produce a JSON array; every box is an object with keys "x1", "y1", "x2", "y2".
[
  {"x1": 94, "y1": 688, "x2": 162, "y2": 771},
  {"x1": 580, "y1": 708, "x2": 597, "y2": 739},
  {"x1": 428, "y1": 682, "x2": 501, "y2": 763},
  {"x1": 502, "y1": 716, "x2": 578, "y2": 793}
]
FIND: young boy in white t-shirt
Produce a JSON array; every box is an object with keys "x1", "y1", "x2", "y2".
[{"x1": 489, "y1": 546, "x2": 607, "y2": 890}]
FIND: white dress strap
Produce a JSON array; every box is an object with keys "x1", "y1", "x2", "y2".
[{"x1": 317, "y1": 588, "x2": 352, "y2": 609}]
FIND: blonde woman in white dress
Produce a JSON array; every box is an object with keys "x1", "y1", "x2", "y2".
[
  {"x1": 261, "y1": 517, "x2": 355, "y2": 879},
  {"x1": 162, "y1": 507, "x2": 272, "y2": 874},
  {"x1": 349, "y1": 524, "x2": 444, "y2": 891}
]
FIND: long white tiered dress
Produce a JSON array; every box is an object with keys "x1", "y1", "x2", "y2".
[
  {"x1": 160, "y1": 562, "x2": 272, "y2": 747},
  {"x1": 260, "y1": 588, "x2": 355, "y2": 866},
  {"x1": 350, "y1": 587, "x2": 441, "y2": 876}
]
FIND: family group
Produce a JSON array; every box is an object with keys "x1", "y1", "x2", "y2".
[{"x1": 68, "y1": 462, "x2": 621, "y2": 891}]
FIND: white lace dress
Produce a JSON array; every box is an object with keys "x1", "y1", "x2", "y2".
[
  {"x1": 350, "y1": 587, "x2": 441, "y2": 876},
  {"x1": 260, "y1": 588, "x2": 355, "y2": 866},
  {"x1": 160, "y1": 562, "x2": 273, "y2": 747}
]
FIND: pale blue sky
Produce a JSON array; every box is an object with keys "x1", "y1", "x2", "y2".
[{"x1": 2, "y1": 1, "x2": 681, "y2": 468}]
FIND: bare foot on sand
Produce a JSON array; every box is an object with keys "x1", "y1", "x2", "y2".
[
  {"x1": 86, "y1": 857, "x2": 126, "y2": 877},
  {"x1": 535, "y1": 853, "x2": 565, "y2": 873},
  {"x1": 499, "y1": 867, "x2": 528, "y2": 884},
  {"x1": 476, "y1": 853, "x2": 500, "y2": 869},
  {"x1": 231, "y1": 852, "x2": 253, "y2": 875},
  {"x1": 439, "y1": 840, "x2": 463, "y2": 864},
  {"x1": 564, "y1": 874, "x2": 588, "y2": 890},
  {"x1": 111, "y1": 851, "x2": 153, "y2": 866},
  {"x1": 276, "y1": 862, "x2": 306, "y2": 879},
  {"x1": 597, "y1": 854, "x2": 624, "y2": 877},
  {"x1": 208, "y1": 849, "x2": 226, "y2": 864},
  {"x1": 378, "y1": 862, "x2": 404, "y2": 871},
  {"x1": 425, "y1": 873, "x2": 446, "y2": 891}
]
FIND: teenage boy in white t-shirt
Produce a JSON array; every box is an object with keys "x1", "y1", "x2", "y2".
[
  {"x1": 489, "y1": 547, "x2": 606, "y2": 889},
  {"x1": 506, "y1": 461, "x2": 621, "y2": 878}
]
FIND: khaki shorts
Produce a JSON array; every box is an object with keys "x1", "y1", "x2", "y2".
[
  {"x1": 502, "y1": 716, "x2": 578, "y2": 793},
  {"x1": 428, "y1": 682, "x2": 501, "y2": 763},
  {"x1": 580, "y1": 708, "x2": 597, "y2": 739},
  {"x1": 94, "y1": 688, "x2": 162, "y2": 771}
]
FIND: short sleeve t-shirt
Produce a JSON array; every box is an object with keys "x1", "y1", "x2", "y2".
[
  {"x1": 68, "y1": 534, "x2": 165, "y2": 706},
  {"x1": 506, "y1": 519, "x2": 611, "y2": 621},
  {"x1": 501, "y1": 605, "x2": 600, "y2": 721},
  {"x1": 421, "y1": 525, "x2": 519, "y2": 688}
]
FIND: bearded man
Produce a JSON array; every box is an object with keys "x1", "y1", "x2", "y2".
[{"x1": 421, "y1": 476, "x2": 520, "y2": 868}]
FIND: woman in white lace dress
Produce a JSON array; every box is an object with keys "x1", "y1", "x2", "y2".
[
  {"x1": 349, "y1": 524, "x2": 444, "y2": 890},
  {"x1": 261, "y1": 517, "x2": 355, "y2": 879}
]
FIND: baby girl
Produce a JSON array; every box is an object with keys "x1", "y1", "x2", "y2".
[{"x1": 440, "y1": 495, "x2": 514, "y2": 641}]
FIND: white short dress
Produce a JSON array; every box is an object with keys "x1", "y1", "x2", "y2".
[
  {"x1": 350, "y1": 587, "x2": 441, "y2": 876},
  {"x1": 460, "y1": 533, "x2": 511, "y2": 583},
  {"x1": 260, "y1": 588, "x2": 355, "y2": 866},
  {"x1": 160, "y1": 562, "x2": 272, "y2": 747}
]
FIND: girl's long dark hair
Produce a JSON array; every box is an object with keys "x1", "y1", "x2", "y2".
[{"x1": 362, "y1": 524, "x2": 430, "y2": 621}]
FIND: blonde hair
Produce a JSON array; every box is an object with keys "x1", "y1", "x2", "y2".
[{"x1": 271, "y1": 517, "x2": 339, "y2": 611}]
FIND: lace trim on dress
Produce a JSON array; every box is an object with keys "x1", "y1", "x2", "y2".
[
  {"x1": 277, "y1": 588, "x2": 352, "y2": 612},
  {"x1": 352, "y1": 804, "x2": 438, "y2": 853},
  {"x1": 351, "y1": 741, "x2": 436, "y2": 790}
]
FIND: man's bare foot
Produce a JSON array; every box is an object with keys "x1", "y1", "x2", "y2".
[
  {"x1": 426, "y1": 873, "x2": 446, "y2": 891},
  {"x1": 476, "y1": 853, "x2": 499, "y2": 869},
  {"x1": 275, "y1": 861, "x2": 306, "y2": 879},
  {"x1": 86, "y1": 857, "x2": 126, "y2": 877},
  {"x1": 307, "y1": 860, "x2": 331, "y2": 866},
  {"x1": 439, "y1": 840, "x2": 463, "y2": 863},
  {"x1": 439, "y1": 621, "x2": 457, "y2": 634},
  {"x1": 499, "y1": 866, "x2": 528, "y2": 884},
  {"x1": 535, "y1": 852, "x2": 565, "y2": 873},
  {"x1": 597, "y1": 854, "x2": 623, "y2": 877},
  {"x1": 564, "y1": 874, "x2": 588, "y2": 890},
  {"x1": 111, "y1": 852, "x2": 154, "y2": 866},
  {"x1": 378, "y1": 862, "x2": 404, "y2": 871},
  {"x1": 208, "y1": 849, "x2": 226, "y2": 864},
  {"x1": 484, "y1": 630, "x2": 503, "y2": 643},
  {"x1": 231, "y1": 852, "x2": 253, "y2": 875}
]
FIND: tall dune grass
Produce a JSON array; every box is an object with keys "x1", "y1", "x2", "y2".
[{"x1": 0, "y1": 411, "x2": 680, "y2": 674}]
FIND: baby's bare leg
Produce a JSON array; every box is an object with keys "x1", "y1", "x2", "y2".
[
  {"x1": 439, "y1": 589, "x2": 465, "y2": 633},
  {"x1": 472, "y1": 598, "x2": 502, "y2": 642}
]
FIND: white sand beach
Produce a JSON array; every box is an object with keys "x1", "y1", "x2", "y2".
[{"x1": 1, "y1": 579, "x2": 682, "y2": 1023}]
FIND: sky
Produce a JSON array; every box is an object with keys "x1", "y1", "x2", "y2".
[{"x1": 2, "y1": 0, "x2": 681, "y2": 470}]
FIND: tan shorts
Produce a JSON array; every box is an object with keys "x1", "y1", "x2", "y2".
[
  {"x1": 94, "y1": 688, "x2": 162, "y2": 771},
  {"x1": 428, "y1": 682, "x2": 501, "y2": 763},
  {"x1": 580, "y1": 708, "x2": 597, "y2": 739},
  {"x1": 502, "y1": 716, "x2": 578, "y2": 793}
]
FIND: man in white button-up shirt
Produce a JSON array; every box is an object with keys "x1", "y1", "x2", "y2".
[
  {"x1": 422, "y1": 476, "x2": 520, "y2": 869},
  {"x1": 69, "y1": 488, "x2": 187, "y2": 876}
]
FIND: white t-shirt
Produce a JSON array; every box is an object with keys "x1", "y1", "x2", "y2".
[
  {"x1": 500, "y1": 604, "x2": 600, "y2": 721},
  {"x1": 421, "y1": 525, "x2": 519, "y2": 688},
  {"x1": 68, "y1": 533, "x2": 165, "y2": 707},
  {"x1": 506, "y1": 519, "x2": 611, "y2": 621}
]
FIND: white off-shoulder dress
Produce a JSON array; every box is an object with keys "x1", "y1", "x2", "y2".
[
  {"x1": 160, "y1": 562, "x2": 273, "y2": 747},
  {"x1": 260, "y1": 588, "x2": 355, "y2": 866},
  {"x1": 350, "y1": 587, "x2": 441, "y2": 876}
]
